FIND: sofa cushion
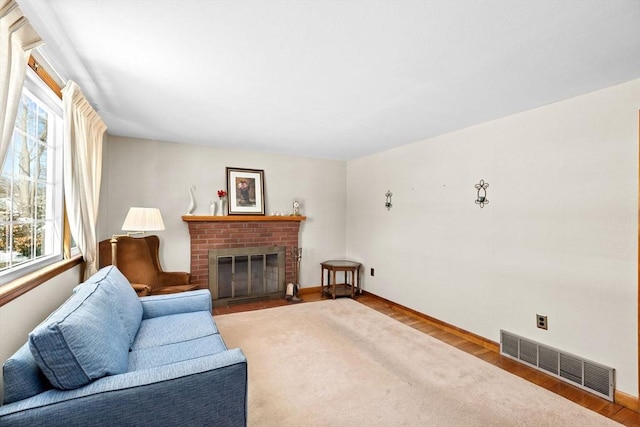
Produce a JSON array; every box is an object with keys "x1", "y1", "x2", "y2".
[
  {"x1": 132, "y1": 311, "x2": 218, "y2": 351},
  {"x1": 29, "y1": 283, "x2": 130, "y2": 390},
  {"x1": 127, "y1": 334, "x2": 228, "y2": 371},
  {"x1": 81, "y1": 266, "x2": 143, "y2": 346},
  {"x1": 2, "y1": 343, "x2": 51, "y2": 404}
]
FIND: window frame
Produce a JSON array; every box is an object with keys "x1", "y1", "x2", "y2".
[
  {"x1": 0, "y1": 66, "x2": 66, "y2": 284},
  {"x1": 0, "y1": 51, "x2": 83, "y2": 298}
]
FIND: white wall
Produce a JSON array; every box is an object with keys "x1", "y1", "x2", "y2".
[
  {"x1": 346, "y1": 79, "x2": 639, "y2": 396},
  {"x1": 0, "y1": 265, "x2": 83, "y2": 401},
  {"x1": 99, "y1": 138, "x2": 347, "y2": 288}
]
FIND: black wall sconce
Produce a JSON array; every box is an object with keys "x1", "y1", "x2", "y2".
[
  {"x1": 385, "y1": 190, "x2": 393, "y2": 210},
  {"x1": 475, "y1": 179, "x2": 489, "y2": 208}
]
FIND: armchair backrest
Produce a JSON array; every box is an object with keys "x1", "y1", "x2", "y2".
[{"x1": 98, "y1": 236, "x2": 162, "y2": 290}]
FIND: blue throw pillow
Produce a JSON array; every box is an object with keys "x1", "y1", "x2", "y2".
[
  {"x1": 29, "y1": 283, "x2": 130, "y2": 390},
  {"x1": 81, "y1": 266, "x2": 143, "y2": 346}
]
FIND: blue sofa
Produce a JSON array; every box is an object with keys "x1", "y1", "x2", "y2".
[{"x1": 0, "y1": 266, "x2": 247, "y2": 426}]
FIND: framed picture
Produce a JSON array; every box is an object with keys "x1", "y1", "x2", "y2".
[{"x1": 226, "y1": 167, "x2": 265, "y2": 215}]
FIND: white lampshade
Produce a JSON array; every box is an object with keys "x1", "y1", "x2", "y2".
[{"x1": 121, "y1": 207, "x2": 165, "y2": 232}]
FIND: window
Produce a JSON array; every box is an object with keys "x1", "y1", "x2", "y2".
[{"x1": 0, "y1": 68, "x2": 64, "y2": 282}]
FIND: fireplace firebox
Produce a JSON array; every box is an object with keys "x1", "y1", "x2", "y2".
[{"x1": 209, "y1": 246, "x2": 285, "y2": 306}]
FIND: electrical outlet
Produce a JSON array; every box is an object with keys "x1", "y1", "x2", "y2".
[
  {"x1": 370, "y1": 268, "x2": 375, "y2": 276},
  {"x1": 536, "y1": 314, "x2": 548, "y2": 330}
]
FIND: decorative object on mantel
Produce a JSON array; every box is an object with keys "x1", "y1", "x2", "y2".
[
  {"x1": 209, "y1": 200, "x2": 216, "y2": 216},
  {"x1": 292, "y1": 200, "x2": 300, "y2": 216},
  {"x1": 110, "y1": 207, "x2": 165, "y2": 268},
  {"x1": 287, "y1": 247, "x2": 303, "y2": 303},
  {"x1": 385, "y1": 190, "x2": 393, "y2": 210},
  {"x1": 270, "y1": 211, "x2": 295, "y2": 216},
  {"x1": 216, "y1": 189, "x2": 227, "y2": 216},
  {"x1": 475, "y1": 179, "x2": 489, "y2": 208},
  {"x1": 226, "y1": 167, "x2": 266, "y2": 215},
  {"x1": 185, "y1": 185, "x2": 196, "y2": 215}
]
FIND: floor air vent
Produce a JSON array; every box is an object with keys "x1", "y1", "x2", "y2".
[{"x1": 500, "y1": 330, "x2": 615, "y2": 401}]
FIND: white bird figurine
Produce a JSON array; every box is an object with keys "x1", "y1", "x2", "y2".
[{"x1": 185, "y1": 185, "x2": 196, "y2": 215}]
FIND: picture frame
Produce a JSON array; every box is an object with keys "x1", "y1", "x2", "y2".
[{"x1": 226, "y1": 167, "x2": 266, "y2": 215}]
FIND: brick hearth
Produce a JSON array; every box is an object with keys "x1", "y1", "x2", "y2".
[{"x1": 182, "y1": 216, "x2": 306, "y2": 289}]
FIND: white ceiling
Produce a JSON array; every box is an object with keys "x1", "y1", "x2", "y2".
[{"x1": 16, "y1": 1, "x2": 640, "y2": 161}]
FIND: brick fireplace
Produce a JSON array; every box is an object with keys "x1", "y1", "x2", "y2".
[{"x1": 182, "y1": 215, "x2": 306, "y2": 291}]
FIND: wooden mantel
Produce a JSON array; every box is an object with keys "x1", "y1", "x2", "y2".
[{"x1": 182, "y1": 215, "x2": 306, "y2": 222}]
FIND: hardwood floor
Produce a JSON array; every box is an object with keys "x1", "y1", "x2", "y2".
[{"x1": 213, "y1": 292, "x2": 640, "y2": 426}]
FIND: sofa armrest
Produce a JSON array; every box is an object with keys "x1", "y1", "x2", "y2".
[
  {"x1": 157, "y1": 271, "x2": 191, "y2": 287},
  {"x1": 0, "y1": 349, "x2": 248, "y2": 427},
  {"x1": 140, "y1": 289, "x2": 212, "y2": 319}
]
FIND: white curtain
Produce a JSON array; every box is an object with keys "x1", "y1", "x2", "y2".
[
  {"x1": 62, "y1": 81, "x2": 106, "y2": 279},
  {"x1": 0, "y1": 0, "x2": 42, "y2": 167}
]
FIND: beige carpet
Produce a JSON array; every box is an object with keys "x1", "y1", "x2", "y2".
[{"x1": 215, "y1": 299, "x2": 619, "y2": 426}]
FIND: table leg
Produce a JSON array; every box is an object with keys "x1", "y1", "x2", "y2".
[
  {"x1": 331, "y1": 270, "x2": 336, "y2": 299},
  {"x1": 350, "y1": 270, "x2": 355, "y2": 298}
]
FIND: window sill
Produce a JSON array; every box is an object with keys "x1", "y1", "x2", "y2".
[{"x1": 0, "y1": 255, "x2": 83, "y2": 307}]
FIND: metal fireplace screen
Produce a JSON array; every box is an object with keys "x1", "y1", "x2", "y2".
[{"x1": 208, "y1": 246, "x2": 285, "y2": 306}]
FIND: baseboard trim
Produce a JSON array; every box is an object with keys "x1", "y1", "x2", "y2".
[
  {"x1": 298, "y1": 286, "x2": 321, "y2": 295},
  {"x1": 300, "y1": 286, "x2": 639, "y2": 412},
  {"x1": 615, "y1": 389, "x2": 639, "y2": 412}
]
